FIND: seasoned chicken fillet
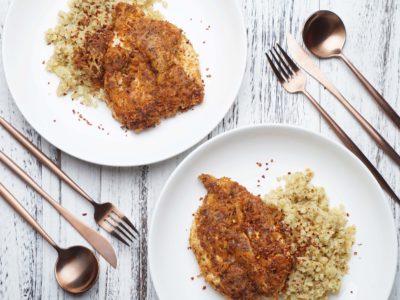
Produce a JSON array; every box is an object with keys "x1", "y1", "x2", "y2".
[
  {"x1": 103, "y1": 3, "x2": 204, "y2": 132},
  {"x1": 190, "y1": 174, "x2": 294, "y2": 300}
]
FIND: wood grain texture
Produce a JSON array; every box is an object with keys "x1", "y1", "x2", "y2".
[{"x1": 0, "y1": 0, "x2": 399, "y2": 299}]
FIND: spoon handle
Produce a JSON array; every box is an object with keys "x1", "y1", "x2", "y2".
[
  {"x1": 0, "y1": 182, "x2": 59, "y2": 249},
  {"x1": 339, "y1": 53, "x2": 400, "y2": 129}
]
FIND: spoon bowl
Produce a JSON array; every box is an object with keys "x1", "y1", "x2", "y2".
[
  {"x1": 55, "y1": 246, "x2": 99, "y2": 294},
  {"x1": 303, "y1": 10, "x2": 346, "y2": 58}
]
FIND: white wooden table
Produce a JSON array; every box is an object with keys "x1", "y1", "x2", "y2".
[{"x1": 0, "y1": 0, "x2": 399, "y2": 299}]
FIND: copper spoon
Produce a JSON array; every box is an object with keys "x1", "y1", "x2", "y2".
[
  {"x1": 303, "y1": 10, "x2": 400, "y2": 128},
  {"x1": 0, "y1": 183, "x2": 99, "y2": 294}
]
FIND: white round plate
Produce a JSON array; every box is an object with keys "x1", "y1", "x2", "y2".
[
  {"x1": 149, "y1": 125, "x2": 397, "y2": 300},
  {"x1": 2, "y1": 0, "x2": 246, "y2": 166}
]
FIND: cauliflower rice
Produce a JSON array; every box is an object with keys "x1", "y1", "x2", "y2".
[
  {"x1": 263, "y1": 169, "x2": 356, "y2": 300},
  {"x1": 45, "y1": 0, "x2": 162, "y2": 105}
]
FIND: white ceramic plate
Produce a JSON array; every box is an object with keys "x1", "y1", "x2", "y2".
[
  {"x1": 2, "y1": 0, "x2": 246, "y2": 166},
  {"x1": 149, "y1": 125, "x2": 397, "y2": 300}
]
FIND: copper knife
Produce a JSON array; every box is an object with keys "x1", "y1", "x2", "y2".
[
  {"x1": 0, "y1": 151, "x2": 117, "y2": 268},
  {"x1": 286, "y1": 33, "x2": 400, "y2": 167}
]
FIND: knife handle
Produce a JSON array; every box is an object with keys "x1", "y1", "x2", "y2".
[{"x1": 303, "y1": 90, "x2": 399, "y2": 204}]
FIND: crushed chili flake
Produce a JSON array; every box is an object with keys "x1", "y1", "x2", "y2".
[
  {"x1": 190, "y1": 277, "x2": 194, "y2": 280},
  {"x1": 202, "y1": 286, "x2": 206, "y2": 290}
]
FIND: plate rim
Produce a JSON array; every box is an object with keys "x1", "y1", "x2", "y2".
[
  {"x1": 1, "y1": 0, "x2": 248, "y2": 167},
  {"x1": 148, "y1": 123, "x2": 398, "y2": 299}
]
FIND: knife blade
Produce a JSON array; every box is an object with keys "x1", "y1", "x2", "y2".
[{"x1": 286, "y1": 33, "x2": 344, "y2": 98}]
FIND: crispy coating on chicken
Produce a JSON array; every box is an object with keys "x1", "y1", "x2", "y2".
[
  {"x1": 103, "y1": 3, "x2": 204, "y2": 132},
  {"x1": 190, "y1": 175, "x2": 294, "y2": 300}
]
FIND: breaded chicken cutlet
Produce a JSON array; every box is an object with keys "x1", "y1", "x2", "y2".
[
  {"x1": 190, "y1": 174, "x2": 295, "y2": 300},
  {"x1": 104, "y1": 3, "x2": 204, "y2": 132},
  {"x1": 74, "y1": 3, "x2": 204, "y2": 132}
]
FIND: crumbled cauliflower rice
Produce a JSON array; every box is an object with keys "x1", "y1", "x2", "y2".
[{"x1": 263, "y1": 169, "x2": 356, "y2": 300}]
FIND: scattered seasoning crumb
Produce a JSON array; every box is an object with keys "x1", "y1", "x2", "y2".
[
  {"x1": 82, "y1": 213, "x2": 87, "y2": 216},
  {"x1": 205, "y1": 67, "x2": 209, "y2": 71},
  {"x1": 270, "y1": 159, "x2": 274, "y2": 163},
  {"x1": 357, "y1": 243, "x2": 363, "y2": 246},
  {"x1": 350, "y1": 291, "x2": 353, "y2": 294},
  {"x1": 288, "y1": 171, "x2": 291, "y2": 175},
  {"x1": 189, "y1": 18, "x2": 192, "y2": 21},
  {"x1": 53, "y1": 119, "x2": 56, "y2": 123},
  {"x1": 354, "y1": 251, "x2": 358, "y2": 256},
  {"x1": 72, "y1": 109, "x2": 76, "y2": 114},
  {"x1": 257, "y1": 179, "x2": 260, "y2": 183},
  {"x1": 261, "y1": 175, "x2": 265, "y2": 179},
  {"x1": 202, "y1": 41, "x2": 206, "y2": 44},
  {"x1": 48, "y1": 82, "x2": 50, "y2": 85},
  {"x1": 265, "y1": 162, "x2": 269, "y2": 166},
  {"x1": 346, "y1": 213, "x2": 350, "y2": 217},
  {"x1": 187, "y1": 246, "x2": 192, "y2": 250},
  {"x1": 257, "y1": 184, "x2": 260, "y2": 187},
  {"x1": 42, "y1": 60, "x2": 45, "y2": 65},
  {"x1": 202, "y1": 286, "x2": 206, "y2": 290},
  {"x1": 192, "y1": 213, "x2": 195, "y2": 216},
  {"x1": 206, "y1": 74, "x2": 212, "y2": 78},
  {"x1": 190, "y1": 277, "x2": 194, "y2": 281},
  {"x1": 256, "y1": 162, "x2": 262, "y2": 167}
]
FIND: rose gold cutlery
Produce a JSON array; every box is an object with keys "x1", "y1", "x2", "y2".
[
  {"x1": 0, "y1": 116, "x2": 138, "y2": 246},
  {"x1": 0, "y1": 151, "x2": 117, "y2": 267},
  {"x1": 302, "y1": 10, "x2": 400, "y2": 128},
  {"x1": 266, "y1": 44, "x2": 400, "y2": 204},
  {"x1": 286, "y1": 33, "x2": 400, "y2": 167},
  {"x1": 0, "y1": 183, "x2": 99, "y2": 293}
]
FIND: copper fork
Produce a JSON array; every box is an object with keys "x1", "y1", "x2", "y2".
[
  {"x1": 0, "y1": 117, "x2": 139, "y2": 245},
  {"x1": 266, "y1": 44, "x2": 400, "y2": 204}
]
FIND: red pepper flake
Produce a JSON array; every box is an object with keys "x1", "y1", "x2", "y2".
[
  {"x1": 190, "y1": 277, "x2": 194, "y2": 281},
  {"x1": 202, "y1": 286, "x2": 206, "y2": 290},
  {"x1": 270, "y1": 159, "x2": 274, "y2": 163},
  {"x1": 256, "y1": 162, "x2": 262, "y2": 167}
]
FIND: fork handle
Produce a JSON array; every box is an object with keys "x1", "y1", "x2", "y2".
[
  {"x1": 0, "y1": 117, "x2": 95, "y2": 205},
  {"x1": 339, "y1": 53, "x2": 400, "y2": 129},
  {"x1": 303, "y1": 90, "x2": 400, "y2": 204},
  {"x1": 0, "y1": 182, "x2": 59, "y2": 249}
]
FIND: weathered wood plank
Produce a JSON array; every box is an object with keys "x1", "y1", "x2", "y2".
[{"x1": 0, "y1": 0, "x2": 399, "y2": 299}]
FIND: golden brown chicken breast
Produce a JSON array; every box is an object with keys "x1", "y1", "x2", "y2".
[
  {"x1": 103, "y1": 3, "x2": 204, "y2": 132},
  {"x1": 190, "y1": 174, "x2": 295, "y2": 300}
]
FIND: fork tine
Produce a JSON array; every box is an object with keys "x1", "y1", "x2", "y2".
[
  {"x1": 269, "y1": 49, "x2": 290, "y2": 79},
  {"x1": 111, "y1": 208, "x2": 140, "y2": 236},
  {"x1": 266, "y1": 52, "x2": 285, "y2": 83},
  {"x1": 122, "y1": 216, "x2": 140, "y2": 236},
  {"x1": 109, "y1": 213, "x2": 137, "y2": 240},
  {"x1": 103, "y1": 218, "x2": 130, "y2": 246},
  {"x1": 271, "y1": 47, "x2": 292, "y2": 77},
  {"x1": 276, "y1": 43, "x2": 300, "y2": 72}
]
